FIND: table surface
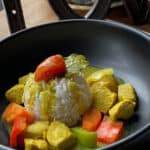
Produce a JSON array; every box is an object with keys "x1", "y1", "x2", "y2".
[
  {"x1": 0, "y1": 0, "x2": 59, "y2": 40},
  {"x1": 0, "y1": 0, "x2": 150, "y2": 40}
]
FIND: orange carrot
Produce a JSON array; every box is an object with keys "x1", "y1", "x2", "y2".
[
  {"x1": 2, "y1": 103, "x2": 34, "y2": 125},
  {"x1": 82, "y1": 108, "x2": 102, "y2": 131},
  {"x1": 2, "y1": 103, "x2": 34, "y2": 148}
]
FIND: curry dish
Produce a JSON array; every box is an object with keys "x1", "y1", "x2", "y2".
[{"x1": 2, "y1": 53, "x2": 137, "y2": 150}]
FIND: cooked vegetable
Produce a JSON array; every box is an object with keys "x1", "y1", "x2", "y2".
[
  {"x1": 47, "y1": 121, "x2": 75, "y2": 150},
  {"x1": 118, "y1": 83, "x2": 136, "y2": 102},
  {"x1": 109, "y1": 100, "x2": 136, "y2": 120},
  {"x1": 35, "y1": 54, "x2": 66, "y2": 82},
  {"x1": 97, "y1": 115, "x2": 124, "y2": 144},
  {"x1": 24, "y1": 139, "x2": 49, "y2": 150},
  {"x1": 10, "y1": 117, "x2": 27, "y2": 147},
  {"x1": 82, "y1": 108, "x2": 102, "y2": 131},
  {"x1": 2, "y1": 103, "x2": 34, "y2": 125},
  {"x1": 65, "y1": 53, "x2": 89, "y2": 73},
  {"x1": 25, "y1": 121, "x2": 49, "y2": 139},
  {"x1": 2, "y1": 103, "x2": 34, "y2": 148},
  {"x1": 71, "y1": 127, "x2": 97, "y2": 148},
  {"x1": 92, "y1": 87, "x2": 117, "y2": 114},
  {"x1": 5, "y1": 84, "x2": 24, "y2": 104},
  {"x1": 72, "y1": 143, "x2": 92, "y2": 150},
  {"x1": 19, "y1": 73, "x2": 33, "y2": 85}
]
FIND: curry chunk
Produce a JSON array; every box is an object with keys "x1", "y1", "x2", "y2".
[
  {"x1": 118, "y1": 83, "x2": 136, "y2": 102},
  {"x1": 91, "y1": 87, "x2": 117, "y2": 114},
  {"x1": 25, "y1": 139, "x2": 49, "y2": 150},
  {"x1": 80, "y1": 66, "x2": 99, "y2": 79},
  {"x1": 25, "y1": 121, "x2": 49, "y2": 139},
  {"x1": 90, "y1": 75, "x2": 118, "y2": 93},
  {"x1": 5, "y1": 84, "x2": 24, "y2": 104},
  {"x1": 47, "y1": 121, "x2": 76, "y2": 150},
  {"x1": 86, "y1": 68, "x2": 114, "y2": 85},
  {"x1": 109, "y1": 100, "x2": 136, "y2": 120}
]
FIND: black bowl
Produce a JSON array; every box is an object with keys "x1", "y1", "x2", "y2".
[{"x1": 0, "y1": 19, "x2": 150, "y2": 150}]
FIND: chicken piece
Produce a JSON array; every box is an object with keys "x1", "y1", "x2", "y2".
[
  {"x1": 109, "y1": 100, "x2": 136, "y2": 120},
  {"x1": 24, "y1": 139, "x2": 49, "y2": 150},
  {"x1": 47, "y1": 121, "x2": 76, "y2": 150},
  {"x1": 38, "y1": 90, "x2": 56, "y2": 121},
  {"x1": 25, "y1": 121, "x2": 49, "y2": 139},
  {"x1": 5, "y1": 84, "x2": 24, "y2": 104},
  {"x1": 86, "y1": 68, "x2": 114, "y2": 85},
  {"x1": 118, "y1": 83, "x2": 136, "y2": 102},
  {"x1": 90, "y1": 75, "x2": 118, "y2": 93},
  {"x1": 80, "y1": 66, "x2": 100, "y2": 79},
  {"x1": 92, "y1": 87, "x2": 117, "y2": 114}
]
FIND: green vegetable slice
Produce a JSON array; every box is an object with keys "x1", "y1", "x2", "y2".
[
  {"x1": 65, "y1": 53, "x2": 89, "y2": 73},
  {"x1": 71, "y1": 127, "x2": 97, "y2": 149}
]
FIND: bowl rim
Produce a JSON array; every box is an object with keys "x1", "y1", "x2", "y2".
[
  {"x1": 0, "y1": 19, "x2": 150, "y2": 150},
  {"x1": 0, "y1": 18, "x2": 149, "y2": 43}
]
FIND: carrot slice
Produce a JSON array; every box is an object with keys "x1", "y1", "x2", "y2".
[
  {"x1": 2, "y1": 103, "x2": 34, "y2": 125},
  {"x1": 82, "y1": 108, "x2": 102, "y2": 131}
]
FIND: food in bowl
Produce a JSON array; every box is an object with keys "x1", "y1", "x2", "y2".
[{"x1": 1, "y1": 53, "x2": 137, "y2": 150}]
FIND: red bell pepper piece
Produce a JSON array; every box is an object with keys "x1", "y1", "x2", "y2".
[
  {"x1": 10, "y1": 117, "x2": 27, "y2": 148},
  {"x1": 2, "y1": 103, "x2": 34, "y2": 148},
  {"x1": 97, "y1": 115, "x2": 124, "y2": 144},
  {"x1": 34, "y1": 54, "x2": 66, "y2": 82}
]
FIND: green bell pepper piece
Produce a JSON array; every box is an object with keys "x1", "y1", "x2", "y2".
[{"x1": 71, "y1": 127, "x2": 97, "y2": 149}]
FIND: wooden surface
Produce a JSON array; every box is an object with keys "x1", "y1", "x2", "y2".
[
  {"x1": 0, "y1": 0, "x2": 149, "y2": 40},
  {"x1": 0, "y1": 0, "x2": 59, "y2": 40}
]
